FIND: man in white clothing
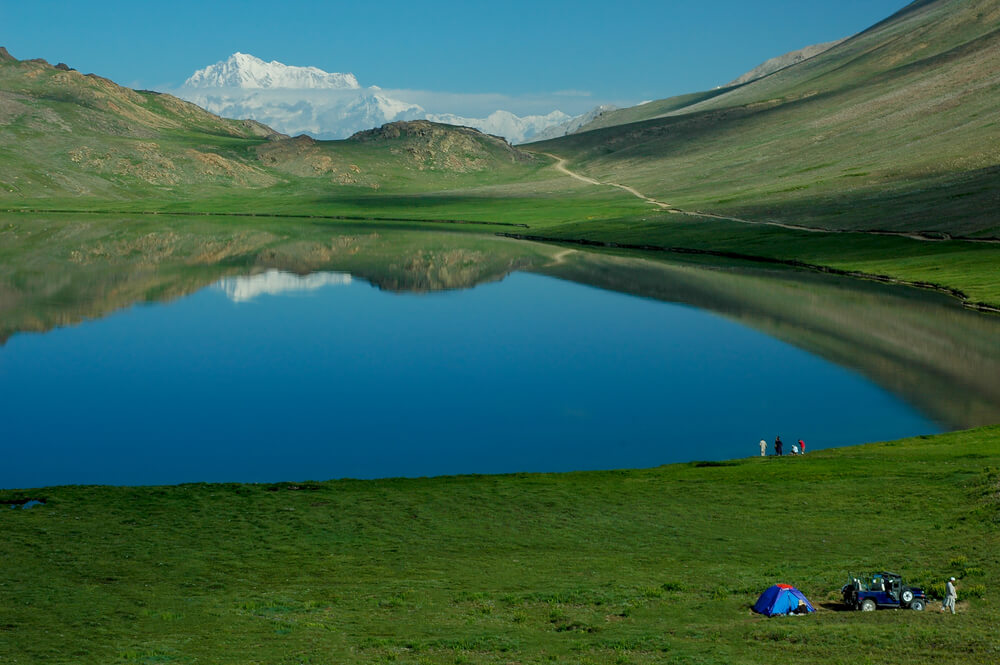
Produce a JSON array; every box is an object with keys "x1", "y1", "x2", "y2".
[
  {"x1": 941, "y1": 577, "x2": 957, "y2": 614},
  {"x1": 759, "y1": 439, "x2": 767, "y2": 456}
]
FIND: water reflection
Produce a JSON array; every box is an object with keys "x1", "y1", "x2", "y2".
[
  {"x1": 540, "y1": 253, "x2": 1000, "y2": 429},
  {"x1": 217, "y1": 270, "x2": 352, "y2": 303},
  {"x1": 1, "y1": 213, "x2": 999, "y2": 488},
  {"x1": 0, "y1": 271, "x2": 943, "y2": 488}
]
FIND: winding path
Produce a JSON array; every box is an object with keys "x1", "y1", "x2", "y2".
[
  {"x1": 540, "y1": 152, "x2": 675, "y2": 211},
  {"x1": 534, "y1": 152, "x2": 1000, "y2": 244}
]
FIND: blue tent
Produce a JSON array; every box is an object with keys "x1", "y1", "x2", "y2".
[{"x1": 752, "y1": 584, "x2": 816, "y2": 616}]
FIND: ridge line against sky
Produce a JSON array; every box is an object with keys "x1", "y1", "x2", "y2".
[{"x1": 2, "y1": 0, "x2": 910, "y2": 114}]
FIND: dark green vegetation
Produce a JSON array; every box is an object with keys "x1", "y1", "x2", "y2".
[{"x1": 2, "y1": 427, "x2": 998, "y2": 664}]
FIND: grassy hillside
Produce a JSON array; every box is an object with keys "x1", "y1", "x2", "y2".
[
  {"x1": 0, "y1": 50, "x2": 548, "y2": 201},
  {"x1": 2, "y1": 426, "x2": 997, "y2": 664},
  {"x1": 529, "y1": 0, "x2": 1000, "y2": 236}
]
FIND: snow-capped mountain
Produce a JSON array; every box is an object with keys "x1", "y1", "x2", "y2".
[
  {"x1": 181, "y1": 88, "x2": 426, "y2": 139},
  {"x1": 526, "y1": 105, "x2": 618, "y2": 142},
  {"x1": 426, "y1": 110, "x2": 572, "y2": 142},
  {"x1": 175, "y1": 53, "x2": 575, "y2": 143},
  {"x1": 185, "y1": 52, "x2": 360, "y2": 89}
]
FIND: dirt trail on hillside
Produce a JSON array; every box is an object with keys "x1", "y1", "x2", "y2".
[
  {"x1": 539, "y1": 152, "x2": 675, "y2": 211},
  {"x1": 534, "y1": 152, "x2": 1000, "y2": 244}
]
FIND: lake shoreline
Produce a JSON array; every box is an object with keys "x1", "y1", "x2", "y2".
[{"x1": 497, "y1": 231, "x2": 1000, "y2": 314}]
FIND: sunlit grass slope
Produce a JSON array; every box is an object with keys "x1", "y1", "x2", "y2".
[
  {"x1": 2, "y1": 426, "x2": 997, "y2": 664},
  {"x1": 530, "y1": 0, "x2": 1000, "y2": 236}
]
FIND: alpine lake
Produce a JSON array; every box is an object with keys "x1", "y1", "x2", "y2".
[{"x1": 3, "y1": 214, "x2": 999, "y2": 490}]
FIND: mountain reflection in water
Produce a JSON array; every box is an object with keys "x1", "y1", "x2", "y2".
[
  {"x1": 1, "y1": 215, "x2": 998, "y2": 488},
  {"x1": 217, "y1": 270, "x2": 352, "y2": 303}
]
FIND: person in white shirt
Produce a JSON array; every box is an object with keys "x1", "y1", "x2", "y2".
[
  {"x1": 759, "y1": 439, "x2": 767, "y2": 456},
  {"x1": 941, "y1": 577, "x2": 957, "y2": 614}
]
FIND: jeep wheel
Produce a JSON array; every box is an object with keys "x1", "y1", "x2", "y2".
[
  {"x1": 910, "y1": 599, "x2": 925, "y2": 611},
  {"x1": 861, "y1": 599, "x2": 877, "y2": 612},
  {"x1": 901, "y1": 590, "x2": 914, "y2": 603}
]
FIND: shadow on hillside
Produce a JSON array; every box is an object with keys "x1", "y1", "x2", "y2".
[{"x1": 717, "y1": 165, "x2": 1000, "y2": 238}]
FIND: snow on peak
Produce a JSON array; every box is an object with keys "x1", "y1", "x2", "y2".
[
  {"x1": 426, "y1": 109, "x2": 572, "y2": 143},
  {"x1": 184, "y1": 52, "x2": 360, "y2": 90},
  {"x1": 525, "y1": 105, "x2": 619, "y2": 142},
  {"x1": 177, "y1": 53, "x2": 577, "y2": 142}
]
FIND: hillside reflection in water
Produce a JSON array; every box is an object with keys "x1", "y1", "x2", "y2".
[{"x1": 2, "y1": 220, "x2": 998, "y2": 489}]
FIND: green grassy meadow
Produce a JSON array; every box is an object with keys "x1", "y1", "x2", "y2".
[{"x1": 2, "y1": 427, "x2": 998, "y2": 664}]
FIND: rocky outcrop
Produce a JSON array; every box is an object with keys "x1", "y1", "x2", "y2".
[
  {"x1": 725, "y1": 40, "x2": 846, "y2": 87},
  {"x1": 349, "y1": 120, "x2": 535, "y2": 167}
]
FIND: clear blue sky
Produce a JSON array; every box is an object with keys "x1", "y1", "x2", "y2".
[{"x1": 2, "y1": 1, "x2": 910, "y2": 103}]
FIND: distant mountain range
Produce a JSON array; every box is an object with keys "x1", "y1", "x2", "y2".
[
  {"x1": 176, "y1": 53, "x2": 577, "y2": 143},
  {"x1": 527, "y1": 105, "x2": 619, "y2": 143},
  {"x1": 176, "y1": 45, "x2": 851, "y2": 144}
]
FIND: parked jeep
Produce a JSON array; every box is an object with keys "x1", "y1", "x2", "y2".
[{"x1": 842, "y1": 571, "x2": 927, "y2": 611}]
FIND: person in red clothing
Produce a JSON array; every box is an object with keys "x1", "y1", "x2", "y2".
[{"x1": 798, "y1": 439, "x2": 806, "y2": 454}]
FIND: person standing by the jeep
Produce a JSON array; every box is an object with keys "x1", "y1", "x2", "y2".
[{"x1": 941, "y1": 577, "x2": 957, "y2": 614}]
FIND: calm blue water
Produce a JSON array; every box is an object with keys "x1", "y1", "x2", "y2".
[{"x1": 0, "y1": 271, "x2": 941, "y2": 488}]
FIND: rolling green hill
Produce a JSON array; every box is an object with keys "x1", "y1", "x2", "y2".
[
  {"x1": 529, "y1": 0, "x2": 1000, "y2": 237},
  {"x1": 0, "y1": 49, "x2": 545, "y2": 202}
]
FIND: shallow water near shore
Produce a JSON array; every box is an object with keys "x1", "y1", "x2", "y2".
[{"x1": 0, "y1": 266, "x2": 956, "y2": 488}]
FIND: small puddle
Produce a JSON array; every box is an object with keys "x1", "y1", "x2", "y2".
[{"x1": 6, "y1": 499, "x2": 45, "y2": 510}]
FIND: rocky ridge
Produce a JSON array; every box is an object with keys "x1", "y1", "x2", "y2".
[{"x1": 725, "y1": 39, "x2": 846, "y2": 87}]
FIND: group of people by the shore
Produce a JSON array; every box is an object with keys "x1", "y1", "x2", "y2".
[{"x1": 759, "y1": 435, "x2": 805, "y2": 457}]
